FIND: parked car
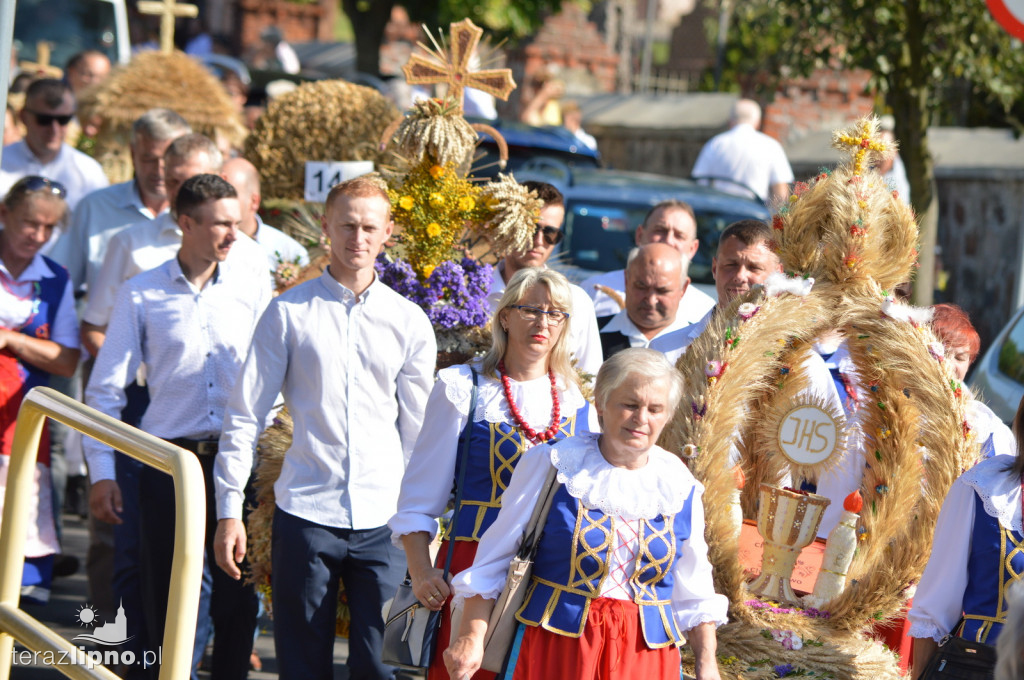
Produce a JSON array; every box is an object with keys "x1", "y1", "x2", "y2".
[
  {"x1": 13, "y1": 0, "x2": 130, "y2": 67},
  {"x1": 513, "y1": 162, "x2": 771, "y2": 297},
  {"x1": 968, "y1": 303, "x2": 1024, "y2": 424},
  {"x1": 472, "y1": 118, "x2": 601, "y2": 180}
]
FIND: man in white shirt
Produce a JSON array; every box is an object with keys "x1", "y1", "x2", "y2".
[
  {"x1": 580, "y1": 199, "x2": 715, "y2": 322},
  {"x1": 0, "y1": 79, "x2": 108, "y2": 220},
  {"x1": 220, "y1": 157, "x2": 309, "y2": 272},
  {"x1": 49, "y1": 108, "x2": 190, "y2": 663},
  {"x1": 651, "y1": 219, "x2": 781, "y2": 362},
  {"x1": 85, "y1": 174, "x2": 270, "y2": 679},
  {"x1": 691, "y1": 98, "x2": 794, "y2": 205},
  {"x1": 213, "y1": 177, "x2": 436, "y2": 680},
  {"x1": 599, "y1": 243, "x2": 691, "y2": 358},
  {"x1": 487, "y1": 181, "x2": 603, "y2": 376},
  {"x1": 50, "y1": 108, "x2": 191, "y2": 295},
  {"x1": 82, "y1": 133, "x2": 267, "y2": 356}
]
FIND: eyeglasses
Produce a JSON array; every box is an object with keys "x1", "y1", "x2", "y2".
[
  {"x1": 7, "y1": 176, "x2": 67, "y2": 200},
  {"x1": 534, "y1": 225, "x2": 564, "y2": 246},
  {"x1": 510, "y1": 305, "x2": 570, "y2": 326},
  {"x1": 27, "y1": 110, "x2": 74, "y2": 127}
]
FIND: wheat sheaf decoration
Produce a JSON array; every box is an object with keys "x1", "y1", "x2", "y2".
[{"x1": 662, "y1": 117, "x2": 979, "y2": 679}]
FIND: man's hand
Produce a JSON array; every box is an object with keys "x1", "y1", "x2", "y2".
[
  {"x1": 214, "y1": 518, "x2": 247, "y2": 580},
  {"x1": 89, "y1": 479, "x2": 123, "y2": 524}
]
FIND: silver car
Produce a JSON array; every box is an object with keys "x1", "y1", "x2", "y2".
[{"x1": 968, "y1": 303, "x2": 1024, "y2": 424}]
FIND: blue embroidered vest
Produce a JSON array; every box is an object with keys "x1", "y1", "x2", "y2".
[
  {"x1": 961, "y1": 493, "x2": 1024, "y2": 643},
  {"x1": 16, "y1": 257, "x2": 68, "y2": 392},
  {"x1": 448, "y1": 403, "x2": 589, "y2": 542},
  {"x1": 515, "y1": 484, "x2": 695, "y2": 648}
]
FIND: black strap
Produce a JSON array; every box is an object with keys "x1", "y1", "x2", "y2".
[{"x1": 441, "y1": 366, "x2": 478, "y2": 581}]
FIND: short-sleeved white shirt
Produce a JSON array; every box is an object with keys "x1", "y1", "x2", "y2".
[{"x1": 691, "y1": 124, "x2": 794, "y2": 202}]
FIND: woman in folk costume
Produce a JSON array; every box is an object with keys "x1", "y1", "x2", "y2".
[
  {"x1": 0, "y1": 176, "x2": 80, "y2": 603},
  {"x1": 908, "y1": 393, "x2": 1024, "y2": 675},
  {"x1": 930, "y1": 303, "x2": 1015, "y2": 460},
  {"x1": 446, "y1": 348, "x2": 727, "y2": 680},
  {"x1": 389, "y1": 267, "x2": 594, "y2": 680}
]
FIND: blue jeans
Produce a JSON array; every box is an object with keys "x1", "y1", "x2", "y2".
[{"x1": 271, "y1": 509, "x2": 406, "y2": 680}]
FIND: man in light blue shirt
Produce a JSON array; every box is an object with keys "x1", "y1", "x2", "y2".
[{"x1": 85, "y1": 174, "x2": 270, "y2": 679}]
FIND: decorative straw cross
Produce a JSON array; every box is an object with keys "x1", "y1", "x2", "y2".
[
  {"x1": 403, "y1": 18, "x2": 516, "y2": 111},
  {"x1": 834, "y1": 118, "x2": 890, "y2": 176},
  {"x1": 137, "y1": 0, "x2": 199, "y2": 53},
  {"x1": 21, "y1": 42, "x2": 62, "y2": 78}
]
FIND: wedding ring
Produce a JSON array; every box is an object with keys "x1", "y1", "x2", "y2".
[{"x1": 427, "y1": 593, "x2": 436, "y2": 601}]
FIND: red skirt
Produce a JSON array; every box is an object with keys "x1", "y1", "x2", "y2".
[
  {"x1": 511, "y1": 598, "x2": 681, "y2": 680},
  {"x1": 429, "y1": 540, "x2": 496, "y2": 680}
]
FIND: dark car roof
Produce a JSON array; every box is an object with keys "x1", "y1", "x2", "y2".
[
  {"x1": 554, "y1": 167, "x2": 769, "y2": 214},
  {"x1": 471, "y1": 118, "x2": 602, "y2": 160}
]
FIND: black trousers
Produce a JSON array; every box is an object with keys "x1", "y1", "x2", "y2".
[{"x1": 138, "y1": 452, "x2": 258, "y2": 679}]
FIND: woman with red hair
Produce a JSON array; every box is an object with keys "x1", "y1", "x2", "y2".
[{"x1": 931, "y1": 303, "x2": 1014, "y2": 460}]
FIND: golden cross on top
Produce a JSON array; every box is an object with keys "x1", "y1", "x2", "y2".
[
  {"x1": 833, "y1": 117, "x2": 890, "y2": 176},
  {"x1": 137, "y1": 0, "x2": 199, "y2": 53},
  {"x1": 21, "y1": 42, "x2": 63, "y2": 78},
  {"x1": 404, "y1": 18, "x2": 517, "y2": 111}
]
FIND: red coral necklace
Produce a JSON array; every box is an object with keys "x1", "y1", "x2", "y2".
[{"x1": 499, "y1": 360, "x2": 561, "y2": 443}]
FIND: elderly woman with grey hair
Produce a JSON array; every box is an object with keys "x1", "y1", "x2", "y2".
[{"x1": 445, "y1": 348, "x2": 728, "y2": 680}]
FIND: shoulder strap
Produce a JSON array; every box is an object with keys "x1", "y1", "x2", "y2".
[
  {"x1": 442, "y1": 366, "x2": 478, "y2": 580},
  {"x1": 517, "y1": 461, "x2": 560, "y2": 560}
]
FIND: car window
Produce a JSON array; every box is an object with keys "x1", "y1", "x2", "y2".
[
  {"x1": 14, "y1": 0, "x2": 120, "y2": 67},
  {"x1": 998, "y1": 313, "x2": 1024, "y2": 386},
  {"x1": 564, "y1": 200, "x2": 761, "y2": 285}
]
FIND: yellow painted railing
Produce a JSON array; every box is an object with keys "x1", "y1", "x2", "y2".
[{"x1": 0, "y1": 387, "x2": 205, "y2": 680}]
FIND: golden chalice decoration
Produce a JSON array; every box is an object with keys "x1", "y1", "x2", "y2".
[{"x1": 747, "y1": 398, "x2": 846, "y2": 604}]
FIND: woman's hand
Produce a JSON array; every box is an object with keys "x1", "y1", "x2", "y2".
[
  {"x1": 411, "y1": 566, "x2": 451, "y2": 611},
  {"x1": 401, "y1": 531, "x2": 451, "y2": 611},
  {"x1": 444, "y1": 634, "x2": 484, "y2": 680},
  {"x1": 688, "y1": 622, "x2": 722, "y2": 680}
]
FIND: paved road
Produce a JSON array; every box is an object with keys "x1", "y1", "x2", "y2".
[{"x1": 6, "y1": 513, "x2": 360, "y2": 679}]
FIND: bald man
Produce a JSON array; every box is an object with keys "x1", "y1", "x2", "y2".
[
  {"x1": 599, "y1": 242, "x2": 690, "y2": 359},
  {"x1": 221, "y1": 157, "x2": 309, "y2": 271},
  {"x1": 691, "y1": 98, "x2": 794, "y2": 204}
]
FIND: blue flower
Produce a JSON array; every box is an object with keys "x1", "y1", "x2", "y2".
[{"x1": 774, "y1": 664, "x2": 795, "y2": 677}]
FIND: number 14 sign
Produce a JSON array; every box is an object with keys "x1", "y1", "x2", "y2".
[{"x1": 304, "y1": 161, "x2": 375, "y2": 202}]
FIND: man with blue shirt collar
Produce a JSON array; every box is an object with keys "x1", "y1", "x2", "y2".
[
  {"x1": 85, "y1": 174, "x2": 270, "y2": 679},
  {"x1": 214, "y1": 176, "x2": 436, "y2": 680}
]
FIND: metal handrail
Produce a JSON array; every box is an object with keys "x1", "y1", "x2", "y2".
[{"x1": 0, "y1": 387, "x2": 205, "y2": 680}]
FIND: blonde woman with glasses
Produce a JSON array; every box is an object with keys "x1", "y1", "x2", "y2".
[{"x1": 389, "y1": 267, "x2": 596, "y2": 680}]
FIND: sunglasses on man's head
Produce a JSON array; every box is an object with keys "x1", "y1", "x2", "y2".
[
  {"x1": 28, "y1": 110, "x2": 74, "y2": 127},
  {"x1": 9, "y1": 176, "x2": 67, "y2": 200},
  {"x1": 534, "y1": 225, "x2": 564, "y2": 246}
]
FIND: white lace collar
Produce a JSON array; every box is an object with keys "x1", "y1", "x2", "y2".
[
  {"x1": 438, "y1": 362, "x2": 587, "y2": 426},
  {"x1": 961, "y1": 454, "x2": 1022, "y2": 533},
  {"x1": 548, "y1": 432, "x2": 696, "y2": 521}
]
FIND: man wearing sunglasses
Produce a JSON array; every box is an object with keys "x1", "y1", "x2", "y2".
[
  {"x1": 487, "y1": 180, "x2": 603, "y2": 375},
  {"x1": 0, "y1": 79, "x2": 107, "y2": 222}
]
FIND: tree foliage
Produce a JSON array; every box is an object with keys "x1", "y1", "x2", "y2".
[
  {"x1": 707, "y1": 0, "x2": 1024, "y2": 303},
  {"x1": 436, "y1": 0, "x2": 570, "y2": 42}
]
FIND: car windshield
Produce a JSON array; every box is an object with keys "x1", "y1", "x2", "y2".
[
  {"x1": 14, "y1": 0, "x2": 120, "y2": 68},
  {"x1": 564, "y1": 200, "x2": 757, "y2": 285}
]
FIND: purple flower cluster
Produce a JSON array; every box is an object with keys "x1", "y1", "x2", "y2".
[
  {"x1": 745, "y1": 600, "x2": 830, "y2": 619},
  {"x1": 774, "y1": 663, "x2": 795, "y2": 677},
  {"x1": 375, "y1": 255, "x2": 492, "y2": 330}
]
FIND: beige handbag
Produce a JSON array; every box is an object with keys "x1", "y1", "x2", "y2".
[{"x1": 451, "y1": 463, "x2": 560, "y2": 673}]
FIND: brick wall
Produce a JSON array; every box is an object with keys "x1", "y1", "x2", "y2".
[
  {"x1": 502, "y1": 4, "x2": 619, "y2": 117},
  {"x1": 763, "y1": 68, "x2": 874, "y2": 145}
]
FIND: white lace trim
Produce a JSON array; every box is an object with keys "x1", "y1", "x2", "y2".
[
  {"x1": 438, "y1": 363, "x2": 587, "y2": 426},
  {"x1": 961, "y1": 454, "x2": 1021, "y2": 533},
  {"x1": 548, "y1": 433, "x2": 694, "y2": 521}
]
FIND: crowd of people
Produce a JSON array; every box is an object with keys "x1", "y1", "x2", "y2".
[{"x1": 0, "y1": 42, "x2": 1018, "y2": 680}]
